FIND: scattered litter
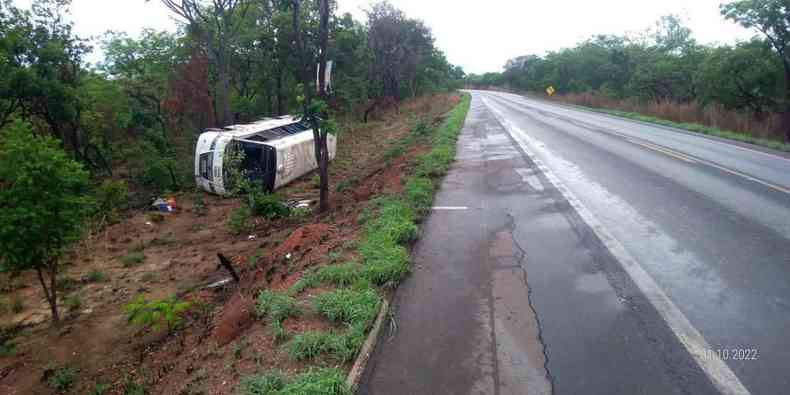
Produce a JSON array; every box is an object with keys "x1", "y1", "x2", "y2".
[
  {"x1": 247, "y1": 235, "x2": 257, "y2": 240},
  {"x1": 145, "y1": 222, "x2": 153, "y2": 226},
  {"x1": 285, "y1": 253, "x2": 292, "y2": 260},
  {"x1": 205, "y1": 278, "x2": 233, "y2": 289},
  {"x1": 150, "y1": 197, "x2": 176, "y2": 213},
  {"x1": 287, "y1": 199, "x2": 312, "y2": 209}
]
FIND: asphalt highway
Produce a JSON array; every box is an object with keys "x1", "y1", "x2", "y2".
[{"x1": 360, "y1": 91, "x2": 790, "y2": 395}]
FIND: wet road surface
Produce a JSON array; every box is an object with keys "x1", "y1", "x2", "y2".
[{"x1": 356, "y1": 92, "x2": 769, "y2": 394}]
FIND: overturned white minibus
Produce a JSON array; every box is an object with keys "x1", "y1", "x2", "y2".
[{"x1": 195, "y1": 116, "x2": 337, "y2": 195}]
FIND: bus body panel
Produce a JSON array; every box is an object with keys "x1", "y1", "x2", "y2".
[{"x1": 194, "y1": 118, "x2": 336, "y2": 195}]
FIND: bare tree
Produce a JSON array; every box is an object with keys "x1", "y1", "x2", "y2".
[{"x1": 157, "y1": 0, "x2": 251, "y2": 127}]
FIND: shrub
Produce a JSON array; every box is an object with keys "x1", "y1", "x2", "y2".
[
  {"x1": 289, "y1": 207, "x2": 312, "y2": 219},
  {"x1": 64, "y1": 294, "x2": 82, "y2": 311},
  {"x1": 228, "y1": 206, "x2": 254, "y2": 235},
  {"x1": 0, "y1": 121, "x2": 91, "y2": 325},
  {"x1": 411, "y1": 117, "x2": 432, "y2": 136},
  {"x1": 248, "y1": 191, "x2": 290, "y2": 220},
  {"x1": 47, "y1": 366, "x2": 77, "y2": 392},
  {"x1": 0, "y1": 339, "x2": 15, "y2": 357},
  {"x1": 125, "y1": 295, "x2": 191, "y2": 333},
  {"x1": 93, "y1": 179, "x2": 129, "y2": 224}
]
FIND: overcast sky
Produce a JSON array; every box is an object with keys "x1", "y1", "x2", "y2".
[{"x1": 12, "y1": 0, "x2": 758, "y2": 74}]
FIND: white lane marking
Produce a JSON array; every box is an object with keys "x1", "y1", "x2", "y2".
[
  {"x1": 486, "y1": 92, "x2": 790, "y2": 197},
  {"x1": 481, "y1": 96, "x2": 751, "y2": 395},
  {"x1": 432, "y1": 206, "x2": 469, "y2": 211}
]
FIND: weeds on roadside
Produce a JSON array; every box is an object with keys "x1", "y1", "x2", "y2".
[
  {"x1": 239, "y1": 368, "x2": 350, "y2": 395},
  {"x1": 256, "y1": 290, "x2": 300, "y2": 341},
  {"x1": 288, "y1": 262, "x2": 362, "y2": 295},
  {"x1": 405, "y1": 176, "x2": 435, "y2": 215},
  {"x1": 125, "y1": 295, "x2": 191, "y2": 333},
  {"x1": 313, "y1": 286, "x2": 380, "y2": 327}
]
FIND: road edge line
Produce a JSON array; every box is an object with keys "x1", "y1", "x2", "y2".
[
  {"x1": 498, "y1": 90, "x2": 790, "y2": 163},
  {"x1": 481, "y1": 95, "x2": 751, "y2": 395}
]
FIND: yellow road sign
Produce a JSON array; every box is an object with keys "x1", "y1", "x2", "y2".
[{"x1": 546, "y1": 86, "x2": 556, "y2": 96}]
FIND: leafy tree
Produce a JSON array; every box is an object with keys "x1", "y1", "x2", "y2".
[
  {"x1": 156, "y1": 0, "x2": 252, "y2": 127},
  {"x1": 698, "y1": 39, "x2": 781, "y2": 116},
  {"x1": 0, "y1": 121, "x2": 91, "y2": 324},
  {"x1": 0, "y1": 0, "x2": 107, "y2": 170},
  {"x1": 722, "y1": 0, "x2": 790, "y2": 141}
]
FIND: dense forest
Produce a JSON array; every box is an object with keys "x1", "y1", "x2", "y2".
[
  {"x1": 0, "y1": 0, "x2": 464, "y2": 194},
  {"x1": 467, "y1": 1, "x2": 790, "y2": 144}
]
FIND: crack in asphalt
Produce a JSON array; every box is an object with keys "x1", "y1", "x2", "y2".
[{"x1": 504, "y1": 213, "x2": 556, "y2": 394}]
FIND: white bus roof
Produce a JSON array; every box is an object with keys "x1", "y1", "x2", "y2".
[{"x1": 204, "y1": 116, "x2": 309, "y2": 141}]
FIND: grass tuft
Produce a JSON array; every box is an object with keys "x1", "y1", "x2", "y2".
[
  {"x1": 313, "y1": 286, "x2": 380, "y2": 328},
  {"x1": 239, "y1": 368, "x2": 351, "y2": 395}
]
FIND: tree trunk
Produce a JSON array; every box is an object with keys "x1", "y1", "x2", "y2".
[
  {"x1": 316, "y1": 0, "x2": 330, "y2": 213},
  {"x1": 216, "y1": 42, "x2": 232, "y2": 127},
  {"x1": 36, "y1": 265, "x2": 59, "y2": 325},
  {"x1": 784, "y1": 66, "x2": 790, "y2": 143}
]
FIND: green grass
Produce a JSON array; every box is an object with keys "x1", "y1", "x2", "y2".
[
  {"x1": 586, "y1": 107, "x2": 790, "y2": 152},
  {"x1": 0, "y1": 339, "x2": 15, "y2": 357},
  {"x1": 285, "y1": 284, "x2": 380, "y2": 362},
  {"x1": 289, "y1": 262, "x2": 364, "y2": 295},
  {"x1": 85, "y1": 270, "x2": 108, "y2": 283},
  {"x1": 404, "y1": 176, "x2": 435, "y2": 214},
  {"x1": 239, "y1": 368, "x2": 351, "y2": 395},
  {"x1": 284, "y1": 330, "x2": 363, "y2": 362},
  {"x1": 64, "y1": 294, "x2": 82, "y2": 311},
  {"x1": 120, "y1": 251, "x2": 146, "y2": 267},
  {"x1": 47, "y1": 365, "x2": 77, "y2": 392},
  {"x1": 356, "y1": 198, "x2": 416, "y2": 286},
  {"x1": 313, "y1": 286, "x2": 380, "y2": 328},
  {"x1": 256, "y1": 290, "x2": 300, "y2": 341},
  {"x1": 228, "y1": 206, "x2": 254, "y2": 235}
]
